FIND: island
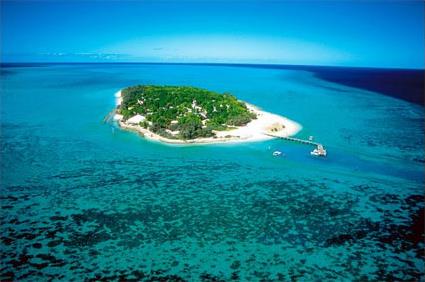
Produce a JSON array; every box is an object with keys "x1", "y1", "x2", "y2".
[{"x1": 113, "y1": 85, "x2": 301, "y2": 144}]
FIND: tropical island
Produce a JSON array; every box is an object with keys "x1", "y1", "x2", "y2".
[{"x1": 113, "y1": 85, "x2": 301, "y2": 144}]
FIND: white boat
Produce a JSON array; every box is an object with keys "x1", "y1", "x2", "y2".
[
  {"x1": 273, "y1": 151, "x2": 283, "y2": 157},
  {"x1": 311, "y1": 145, "x2": 327, "y2": 157}
]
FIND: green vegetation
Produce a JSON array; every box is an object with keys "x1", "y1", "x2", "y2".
[{"x1": 118, "y1": 85, "x2": 256, "y2": 140}]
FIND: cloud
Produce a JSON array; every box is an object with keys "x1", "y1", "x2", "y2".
[
  {"x1": 101, "y1": 35, "x2": 351, "y2": 65},
  {"x1": 43, "y1": 52, "x2": 124, "y2": 60},
  {"x1": 1, "y1": 51, "x2": 136, "y2": 62}
]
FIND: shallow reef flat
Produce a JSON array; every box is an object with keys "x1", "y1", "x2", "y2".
[
  {"x1": 1, "y1": 64, "x2": 423, "y2": 281},
  {"x1": 1, "y1": 150, "x2": 423, "y2": 281}
]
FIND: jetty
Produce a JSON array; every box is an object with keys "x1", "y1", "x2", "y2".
[
  {"x1": 103, "y1": 110, "x2": 115, "y2": 123},
  {"x1": 266, "y1": 134, "x2": 321, "y2": 147},
  {"x1": 266, "y1": 133, "x2": 327, "y2": 156}
]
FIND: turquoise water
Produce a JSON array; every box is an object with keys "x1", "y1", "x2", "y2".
[{"x1": 1, "y1": 63, "x2": 424, "y2": 281}]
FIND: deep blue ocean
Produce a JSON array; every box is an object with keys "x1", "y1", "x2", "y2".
[{"x1": 1, "y1": 63, "x2": 424, "y2": 281}]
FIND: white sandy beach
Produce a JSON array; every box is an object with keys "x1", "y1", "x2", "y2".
[{"x1": 113, "y1": 90, "x2": 302, "y2": 144}]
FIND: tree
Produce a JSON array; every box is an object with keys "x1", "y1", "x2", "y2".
[{"x1": 178, "y1": 114, "x2": 202, "y2": 139}]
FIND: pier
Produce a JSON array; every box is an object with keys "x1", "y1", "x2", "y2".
[
  {"x1": 266, "y1": 133, "x2": 327, "y2": 156},
  {"x1": 103, "y1": 110, "x2": 115, "y2": 123},
  {"x1": 265, "y1": 133, "x2": 322, "y2": 147}
]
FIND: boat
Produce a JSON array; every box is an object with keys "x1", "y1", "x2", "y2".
[
  {"x1": 273, "y1": 150, "x2": 283, "y2": 157},
  {"x1": 310, "y1": 144, "x2": 327, "y2": 157}
]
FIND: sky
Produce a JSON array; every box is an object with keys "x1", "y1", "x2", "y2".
[{"x1": 1, "y1": 0, "x2": 424, "y2": 69}]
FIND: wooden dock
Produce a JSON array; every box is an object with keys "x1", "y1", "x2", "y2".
[
  {"x1": 103, "y1": 110, "x2": 115, "y2": 123},
  {"x1": 265, "y1": 133, "x2": 322, "y2": 147}
]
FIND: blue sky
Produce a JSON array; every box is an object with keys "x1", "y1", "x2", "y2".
[{"x1": 1, "y1": 1, "x2": 424, "y2": 68}]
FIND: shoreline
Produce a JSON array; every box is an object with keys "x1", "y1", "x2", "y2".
[{"x1": 113, "y1": 89, "x2": 302, "y2": 145}]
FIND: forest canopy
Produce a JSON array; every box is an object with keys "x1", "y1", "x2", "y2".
[{"x1": 118, "y1": 85, "x2": 257, "y2": 140}]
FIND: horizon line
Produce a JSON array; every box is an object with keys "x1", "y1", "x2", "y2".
[{"x1": 1, "y1": 61, "x2": 424, "y2": 71}]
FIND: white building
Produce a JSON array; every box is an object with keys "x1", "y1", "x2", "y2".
[{"x1": 127, "y1": 114, "x2": 146, "y2": 124}]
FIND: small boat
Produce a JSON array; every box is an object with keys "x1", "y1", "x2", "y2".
[
  {"x1": 311, "y1": 144, "x2": 327, "y2": 157},
  {"x1": 273, "y1": 150, "x2": 283, "y2": 157}
]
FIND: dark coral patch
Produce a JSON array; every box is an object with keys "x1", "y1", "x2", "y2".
[
  {"x1": 47, "y1": 240, "x2": 63, "y2": 248},
  {"x1": 30, "y1": 262, "x2": 49, "y2": 270},
  {"x1": 32, "y1": 243, "x2": 42, "y2": 248},
  {"x1": 50, "y1": 215, "x2": 68, "y2": 221},
  {"x1": 2, "y1": 237, "x2": 14, "y2": 246},
  {"x1": 0, "y1": 271, "x2": 15, "y2": 281},
  {"x1": 8, "y1": 253, "x2": 33, "y2": 270},
  {"x1": 66, "y1": 230, "x2": 112, "y2": 247},
  {"x1": 15, "y1": 232, "x2": 37, "y2": 240}
]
